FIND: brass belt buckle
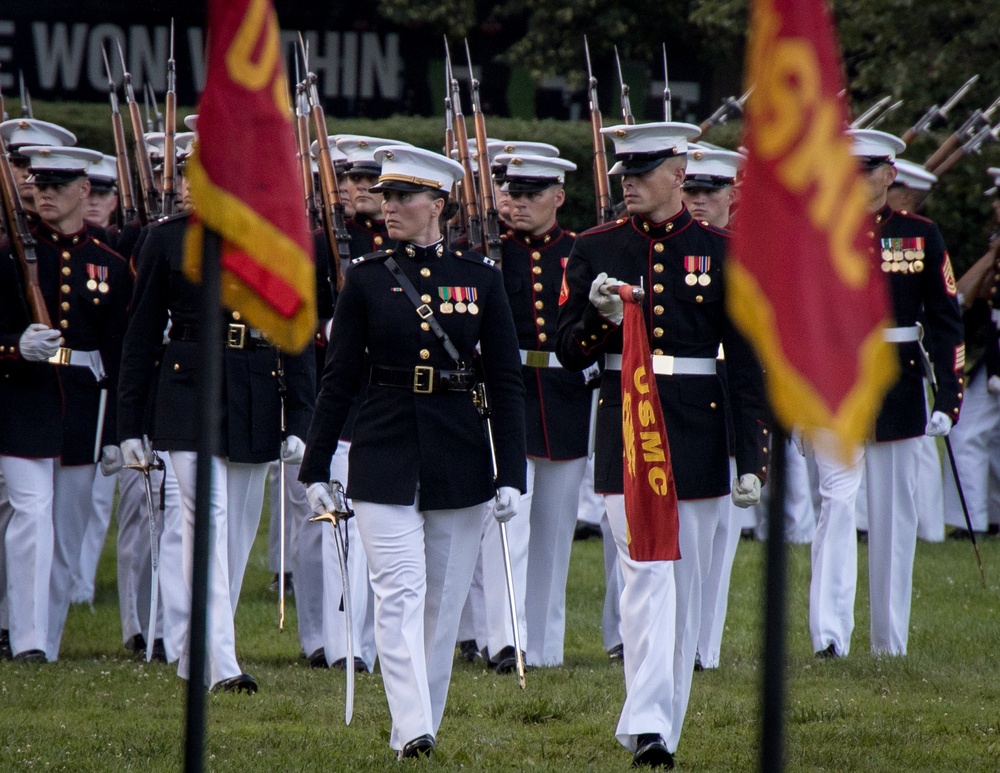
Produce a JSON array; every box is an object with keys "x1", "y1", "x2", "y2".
[
  {"x1": 227, "y1": 323, "x2": 246, "y2": 349},
  {"x1": 48, "y1": 347, "x2": 72, "y2": 366},
  {"x1": 525, "y1": 350, "x2": 549, "y2": 368},
  {"x1": 413, "y1": 365, "x2": 434, "y2": 394},
  {"x1": 416, "y1": 304, "x2": 433, "y2": 320}
]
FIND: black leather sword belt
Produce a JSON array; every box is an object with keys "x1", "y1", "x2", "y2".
[
  {"x1": 369, "y1": 364, "x2": 476, "y2": 394},
  {"x1": 170, "y1": 323, "x2": 271, "y2": 350}
]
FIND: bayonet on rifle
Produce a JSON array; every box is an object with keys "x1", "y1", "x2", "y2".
[
  {"x1": 445, "y1": 37, "x2": 482, "y2": 249},
  {"x1": 850, "y1": 95, "x2": 892, "y2": 129},
  {"x1": 614, "y1": 46, "x2": 634, "y2": 125},
  {"x1": 866, "y1": 100, "x2": 904, "y2": 130},
  {"x1": 464, "y1": 39, "x2": 502, "y2": 265},
  {"x1": 117, "y1": 40, "x2": 160, "y2": 223},
  {"x1": 18, "y1": 71, "x2": 32, "y2": 119},
  {"x1": 161, "y1": 19, "x2": 177, "y2": 216},
  {"x1": 904, "y1": 74, "x2": 979, "y2": 144},
  {"x1": 662, "y1": 44, "x2": 672, "y2": 122},
  {"x1": 101, "y1": 46, "x2": 137, "y2": 224},
  {"x1": 584, "y1": 36, "x2": 614, "y2": 225}
]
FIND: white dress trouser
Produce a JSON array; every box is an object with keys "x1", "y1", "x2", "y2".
[
  {"x1": 73, "y1": 471, "x2": 117, "y2": 604},
  {"x1": 157, "y1": 455, "x2": 186, "y2": 662},
  {"x1": 267, "y1": 461, "x2": 298, "y2": 575},
  {"x1": 914, "y1": 435, "x2": 945, "y2": 542},
  {"x1": 480, "y1": 485, "x2": 529, "y2": 661},
  {"x1": 524, "y1": 455, "x2": 588, "y2": 666},
  {"x1": 943, "y1": 372, "x2": 1000, "y2": 532},
  {"x1": 456, "y1": 553, "x2": 485, "y2": 647},
  {"x1": 354, "y1": 496, "x2": 486, "y2": 751},
  {"x1": 321, "y1": 441, "x2": 376, "y2": 669},
  {"x1": 579, "y1": 457, "x2": 622, "y2": 652},
  {"x1": 116, "y1": 466, "x2": 163, "y2": 644},
  {"x1": 0, "y1": 456, "x2": 54, "y2": 655},
  {"x1": 864, "y1": 437, "x2": 921, "y2": 655},
  {"x1": 169, "y1": 452, "x2": 269, "y2": 685},
  {"x1": 809, "y1": 439, "x2": 865, "y2": 656},
  {"x1": 47, "y1": 462, "x2": 100, "y2": 659}
]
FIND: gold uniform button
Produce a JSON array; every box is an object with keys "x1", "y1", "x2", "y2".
[
  {"x1": 374, "y1": 236, "x2": 383, "y2": 246},
  {"x1": 695, "y1": 295, "x2": 704, "y2": 303},
  {"x1": 232, "y1": 311, "x2": 241, "y2": 321},
  {"x1": 59, "y1": 319, "x2": 69, "y2": 329},
  {"x1": 654, "y1": 243, "x2": 664, "y2": 253},
  {"x1": 61, "y1": 284, "x2": 71, "y2": 293},
  {"x1": 421, "y1": 294, "x2": 432, "y2": 303},
  {"x1": 653, "y1": 348, "x2": 663, "y2": 355},
  {"x1": 420, "y1": 267, "x2": 431, "y2": 277},
  {"x1": 710, "y1": 402, "x2": 717, "y2": 409},
  {"x1": 173, "y1": 363, "x2": 180, "y2": 372},
  {"x1": 653, "y1": 327, "x2": 664, "y2": 338},
  {"x1": 654, "y1": 305, "x2": 664, "y2": 315},
  {"x1": 420, "y1": 322, "x2": 430, "y2": 331},
  {"x1": 531, "y1": 251, "x2": 541, "y2": 260},
  {"x1": 532, "y1": 266, "x2": 542, "y2": 275},
  {"x1": 419, "y1": 349, "x2": 430, "y2": 360},
  {"x1": 538, "y1": 332, "x2": 547, "y2": 343},
  {"x1": 536, "y1": 317, "x2": 546, "y2": 327},
  {"x1": 61, "y1": 302, "x2": 70, "y2": 311},
  {"x1": 653, "y1": 283, "x2": 664, "y2": 293},
  {"x1": 762, "y1": 466, "x2": 768, "y2": 473},
  {"x1": 653, "y1": 263, "x2": 664, "y2": 273},
  {"x1": 61, "y1": 251, "x2": 71, "y2": 260},
  {"x1": 535, "y1": 300, "x2": 544, "y2": 310},
  {"x1": 61, "y1": 266, "x2": 71, "y2": 276},
  {"x1": 533, "y1": 282, "x2": 543, "y2": 292},
  {"x1": 93, "y1": 298, "x2": 100, "y2": 305},
  {"x1": 590, "y1": 334, "x2": 597, "y2": 340}
]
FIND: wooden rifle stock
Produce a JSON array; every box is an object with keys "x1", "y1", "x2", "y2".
[
  {"x1": 924, "y1": 134, "x2": 962, "y2": 173},
  {"x1": 446, "y1": 39, "x2": 481, "y2": 248},
  {"x1": 0, "y1": 134, "x2": 52, "y2": 327},
  {"x1": 465, "y1": 41, "x2": 501, "y2": 265},
  {"x1": 295, "y1": 87, "x2": 320, "y2": 231},
  {"x1": 161, "y1": 20, "x2": 177, "y2": 217},
  {"x1": 584, "y1": 37, "x2": 614, "y2": 225},
  {"x1": 101, "y1": 48, "x2": 137, "y2": 223},
  {"x1": 306, "y1": 78, "x2": 349, "y2": 292}
]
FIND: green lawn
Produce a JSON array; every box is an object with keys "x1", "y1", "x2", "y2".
[{"x1": 3, "y1": 506, "x2": 999, "y2": 771}]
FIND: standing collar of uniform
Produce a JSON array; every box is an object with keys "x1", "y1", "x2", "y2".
[
  {"x1": 874, "y1": 203, "x2": 894, "y2": 226},
  {"x1": 631, "y1": 205, "x2": 691, "y2": 239},
  {"x1": 399, "y1": 239, "x2": 446, "y2": 261},
  {"x1": 508, "y1": 222, "x2": 563, "y2": 248},
  {"x1": 34, "y1": 221, "x2": 89, "y2": 246}
]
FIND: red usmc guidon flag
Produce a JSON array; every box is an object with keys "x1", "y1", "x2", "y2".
[
  {"x1": 620, "y1": 297, "x2": 680, "y2": 562},
  {"x1": 183, "y1": 0, "x2": 316, "y2": 353},
  {"x1": 727, "y1": 0, "x2": 898, "y2": 458}
]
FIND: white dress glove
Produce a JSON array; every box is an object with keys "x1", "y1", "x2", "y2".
[
  {"x1": 925, "y1": 410, "x2": 953, "y2": 437},
  {"x1": 280, "y1": 435, "x2": 305, "y2": 465},
  {"x1": 588, "y1": 272, "x2": 624, "y2": 325},
  {"x1": 732, "y1": 473, "x2": 762, "y2": 508},
  {"x1": 100, "y1": 445, "x2": 124, "y2": 476},
  {"x1": 121, "y1": 437, "x2": 153, "y2": 468},
  {"x1": 306, "y1": 482, "x2": 336, "y2": 518},
  {"x1": 19, "y1": 323, "x2": 61, "y2": 361},
  {"x1": 493, "y1": 486, "x2": 521, "y2": 523},
  {"x1": 988, "y1": 375, "x2": 1000, "y2": 396}
]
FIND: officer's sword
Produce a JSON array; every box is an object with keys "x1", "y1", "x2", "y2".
[
  {"x1": 475, "y1": 382, "x2": 526, "y2": 689},
  {"x1": 915, "y1": 326, "x2": 986, "y2": 587},
  {"x1": 309, "y1": 480, "x2": 355, "y2": 724},
  {"x1": 277, "y1": 354, "x2": 288, "y2": 631},
  {"x1": 125, "y1": 447, "x2": 166, "y2": 661}
]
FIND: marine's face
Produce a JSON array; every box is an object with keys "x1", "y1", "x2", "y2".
[
  {"x1": 347, "y1": 172, "x2": 383, "y2": 218},
  {"x1": 84, "y1": 188, "x2": 118, "y2": 228},
  {"x1": 381, "y1": 189, "x2": 443, "y2": 242},
  {"x1": 682, "y1": 185, "x2": 733, "y2": 228},
  {"x1": 34, "y1": 177, "x2": 89, "y2": 227},
  {"x1": 508, "y1": 186, "x2": 564, "y2": 236}
]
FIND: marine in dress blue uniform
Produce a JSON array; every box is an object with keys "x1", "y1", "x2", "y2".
[
  {"x1": 117, "y1": 207, "x2": 316, "y2": 692},
  {"x1": 301, "y1": 146, "x2": 526, "y2": 759},
  {"x1": 555, "y1": 122, "x2": 768, "y2": 768},
  {"x1": 808, "y1": 130, "x2": 964, "y2": 660}
]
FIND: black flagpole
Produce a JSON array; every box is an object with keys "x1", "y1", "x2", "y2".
[
  {"x1": 185, "y1": 226, "x2": 223, "y2": 773},
  {"x1": 760, "y1": 425, "x2": 787, "y2": 773}
]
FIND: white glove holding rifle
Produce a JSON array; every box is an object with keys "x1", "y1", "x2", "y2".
[{"x1": 19, "y1": 323, "x2": 61, "y2": 361}]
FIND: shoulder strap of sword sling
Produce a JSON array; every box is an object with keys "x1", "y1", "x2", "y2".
[{"x1": 384, "y1": 256, "x2": 465, "y2": 369}]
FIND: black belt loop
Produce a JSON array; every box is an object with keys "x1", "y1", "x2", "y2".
[{"x1": 384, "y1": 256, "x2": 465, "y2": 369}]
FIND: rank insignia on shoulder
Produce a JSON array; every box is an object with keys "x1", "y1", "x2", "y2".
[{"x1": 482, "y1": 256, "x2": 496, "y2": 267}]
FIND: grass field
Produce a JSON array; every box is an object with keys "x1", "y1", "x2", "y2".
[{"x1": 2, "y1": 503, "x2": 1000, "y2": 771}]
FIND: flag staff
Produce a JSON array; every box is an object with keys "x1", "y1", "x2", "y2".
[{"x1": 184, "y1": 226, "x2": 223, "y2": 773}]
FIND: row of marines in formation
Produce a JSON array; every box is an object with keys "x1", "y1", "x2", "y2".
[{"x1": 0, "y1": 108, "x2": 989, "y2": 768}]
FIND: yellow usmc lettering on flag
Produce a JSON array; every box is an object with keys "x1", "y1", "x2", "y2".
[
  {"x1": 749, "y1": 0, "x2": 869, "y2": 289},
  {"x1": 225, "y1": 0, "x2": 289, "y2": 113},
  {"x1": 623, "y1": 366, "x2": 671, "y2": 496}
]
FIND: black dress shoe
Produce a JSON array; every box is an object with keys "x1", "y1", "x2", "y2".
[
  {"x1": 150, "y1": 638, "x2": 167, "y2": 663},
  {"x1": 856, "y1": 529, "x2": 869, "y2": 543},
  {"x1": 399, "y1": 734, "x2": 435, "y2": 760},
  {"x1": 268, "y1": 572, "x2": 294, "y2": 595},
  {"x1": 13, "y1": 649, "x2": 47, "y2": 663},
  {"x1": 574, "y1": 522, "x2": 603, "y2": 541},
  {"x1": 490, "y1": 645, "x2": 521, "y2": 674},
  {"x1": 331, "y1": 656, "x2": 369, "y2": 673},
  {"x1": 457, "y1": 639, "x2": 482, "y2": 662},
  {"x1": 211, "y1": 673, "x2": 258, "y2": 694},
  {"x1": 308, "y1": 648, "x2": 329, "y2": 669},
  {"x1": 693, "y1": 653, "x2": 704, "y2": 672},
  {"x1": 633, "y1": 734, "x2": 674, "y2": 768},
  {"x1": 607, "y1": 643, "x2": 624, "y2": 662},
  {"x1": 815, "y1": 643, "x2": 841, "y2": 659},
  {"x1": 125, "y1": 633, "x2": 146, "y2": 656},
  {"x1": 0, "y1": 629, "x2": 11, "y2": 660}
]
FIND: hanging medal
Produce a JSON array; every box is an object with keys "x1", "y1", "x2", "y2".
[
  {"x1": 467, "y1": 287, "x2": 479, "y2": 315},
  {"x1": 438, "y1": 287, "x2": 454, "y2": 314},
  {"x1": 455, "y1": 286, "x2": 468, "y2": 314},
  {"x1": 86, "y1": 263, "x2": 98, "y2": 292},
  {"x1": 684, "y1": 255, "x2": 698, "y2": 286},
  {"x1": 97, "y1": 265, "x2": 109, "y2": 293},
  {"x1": 698, "y1": 256, "x2": 712, "y2": 286}
]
